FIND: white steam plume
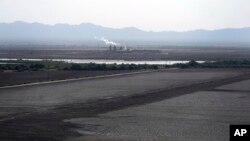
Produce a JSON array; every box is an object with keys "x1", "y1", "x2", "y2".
[{"x1": 95, "y1": 36, "x2": 120, "y2": 46}]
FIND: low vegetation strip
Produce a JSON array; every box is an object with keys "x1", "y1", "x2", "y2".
[
  {"x1": 173, "y1": 60, "x2": 250, "y2": 68},
  {"x1": 1, "y1": 59, "x2": 250, "y2": 87},
  {"x1": 0, "y1": 60, "x2": 159, "y2": 72},
  {"x1": 1, "y1": 60, "x2": 250, "y2": 73}
]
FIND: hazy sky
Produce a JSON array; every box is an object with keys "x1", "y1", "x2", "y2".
[{"x1": 1, "y1": 0, "x2": 250, "y2": 31}]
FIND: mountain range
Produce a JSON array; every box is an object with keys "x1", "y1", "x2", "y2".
[{"x1": 0, "y1": 21, "x2": 250, "y2": 46}]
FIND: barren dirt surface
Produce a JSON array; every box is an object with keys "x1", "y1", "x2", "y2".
[
  {"x1": 0, "y1": 70, "x2": 136, "y2": 87},
  {"x1": 0, "y1": 69, "x2": 249, "y2": 141}
]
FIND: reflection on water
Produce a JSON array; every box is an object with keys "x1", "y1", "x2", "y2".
[{"x1": 0, "y1": 58, "x2": 205, "y2": 65}]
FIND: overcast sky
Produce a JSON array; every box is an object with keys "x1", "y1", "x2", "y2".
[{"x1": 0, "y1": 0, "x2": 250, "y2": 31}]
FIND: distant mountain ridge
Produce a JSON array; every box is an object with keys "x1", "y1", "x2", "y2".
[{"x1": 0, "y1": 21, "x2": 250, "y2": 44}]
